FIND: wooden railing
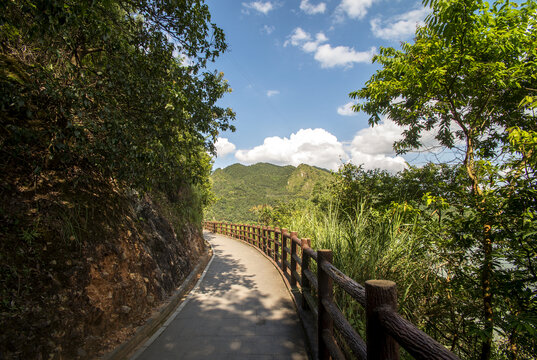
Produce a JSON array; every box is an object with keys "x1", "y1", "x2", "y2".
[{"x1": 203, "y1": 221, "x2": 460, "y2": 360}]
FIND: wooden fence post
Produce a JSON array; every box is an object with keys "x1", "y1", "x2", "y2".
[
  {"x1": 301, "y1": 238, "x2": 311, "y2": 310},
  {"x1": 281, "y1": 228, "x2": 288, "y2": 275},
  {"x1": 273, "y1": 228, "x2": 277, "y2": 257},
  {"x1": 317, "y1": 249, "x2": 333, "y2": 360},
  {"x1": 265, "y1": 227, "x2": 270, "y2": 256},
  {"x1": 270, "y1": 228, "x2": 274, "y2": 256},
  {"x1": 366, "y1": 280, "x2": 399, "y2": 360},
  {"x1": 290, "y1": 231, "x2": 298, "y2": 287},
  {"x1": 254, "y1": 225, "x2": 260, "y2": 247},
  {"x1": 274, "y1": 228, "x2": 280, "y2": 264},
  {"x1": 260, "y1": 226, "x2": 265, "y2": 253},
  {"x1": 265, "y1": 227, "x2": 269, "y2": 255}
]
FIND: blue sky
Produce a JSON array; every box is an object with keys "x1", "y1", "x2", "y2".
[{"x1": 205, "y1": 0, "x2": 434, "y2": 171}]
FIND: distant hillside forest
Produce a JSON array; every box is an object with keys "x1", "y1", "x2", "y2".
[{"x1": 205, "y1": 163, "x2": 331, "y2": 222}]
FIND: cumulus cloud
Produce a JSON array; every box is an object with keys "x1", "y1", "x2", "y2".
[
  {"x1": 215, "y1": 138, "x2": 236, "y2": 157},
  {"x1": 284, "y1": 27, "x2": 311, "y2": 47},
  {"x1": 351, "y1": 152, "x2": 407, "y2": 172},
  {"x1": 337, "y1": 101, "x2": 358, "y2": 116},
  {"x1": 370, "y1": 8, "x2": 429, "y2": 40},
  {"x1": 285, "y1": 27, "x2": 375, "y2": 68},
  {"x1": 300, "y1": 0, "x2": 326, "y2": 15},
  {"x1": 335, "y1": 0, "x2": 377, "y2": 21},
  {"x1": 303, "y1": 32, "x2": 328, "y2": 52},
  {"x1": 234, "y1": 124, "x2": 415, "y2": 172},
  {"x1": 235, "y1": 128, "x2": 348, "y2": 171},
  {"x1": 351, "y1": 119, "x2": 403, "y2": 155},
  {"x1": 242, "y1": 1, "x2": 276, "y2": 15},
  {"x1": 266, "y1": 90, "x2": 280, "y2": 97},
  {"x1": 348, "y1": 119, "x2": 408, "y2": 172},
  {"x1": 315, "y1": 44, "x2": 376, "y2": 68}
]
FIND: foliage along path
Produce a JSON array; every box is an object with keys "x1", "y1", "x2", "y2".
[{"x1": 132, "y1": 231, "x2": 309, "y2": 360}]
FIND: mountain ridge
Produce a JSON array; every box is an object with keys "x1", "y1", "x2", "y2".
[{"x1": 205, "y1": 163, "x2": 331, "y2": 222}]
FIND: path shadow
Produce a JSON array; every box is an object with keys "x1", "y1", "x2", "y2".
[{"x1": 136, "y1": 233, "x2": 309, "y2": 360}]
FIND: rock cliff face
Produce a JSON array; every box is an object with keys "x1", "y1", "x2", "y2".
[
  {"x1": 82, "y1": 193, "x2": 206, "y2": 357},
  {"x1": 0, "y1": 170, "x2": 206, "y2": 359}
]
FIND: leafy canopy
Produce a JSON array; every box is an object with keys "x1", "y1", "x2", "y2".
[
  {"x1": 1, "y1": 0, "x2": 235, "y2": 191},
  {"x1": 352, "y1": 0, "x2": 536, "y2": 181}
]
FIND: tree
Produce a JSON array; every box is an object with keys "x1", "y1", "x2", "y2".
[
  {"x1": 351, "y1": 0, "x2": 537, "y2": 358},
  {"x1": 0, "y1": 0, "x2": 235, "y2": 192},
  {"x1": 249, "y1": 204, "x2": 275, "y2": 225}
]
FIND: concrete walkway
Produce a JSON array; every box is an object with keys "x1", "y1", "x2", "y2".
[{"x1": 132, "y1": 231, "x2": 309, "y2": 360}]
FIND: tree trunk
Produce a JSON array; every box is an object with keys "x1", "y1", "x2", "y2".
[
  {"x1": 464, "y1": 135, "x2": 494, "y2": 360},
  {"x1": 480, "y1": 223, "x2": 493, "y2": 360}
]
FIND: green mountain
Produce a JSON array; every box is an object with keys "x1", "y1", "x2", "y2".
[{"x1": 205, "y1": 163, "x2": 332, "y2": 222}]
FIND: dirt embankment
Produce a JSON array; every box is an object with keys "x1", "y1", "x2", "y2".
[{"x1": 0, "y1": 168, "x2": 206, "y2": 359}]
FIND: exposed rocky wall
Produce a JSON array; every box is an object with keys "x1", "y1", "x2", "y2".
[{"x1": 0, "y1": 171, "x2": 207, "y2": 359}]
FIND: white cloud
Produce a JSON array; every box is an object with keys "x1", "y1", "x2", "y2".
[
  {"x1": 234, "y1": 125, "x2": 414, "y2": 172},
  {"x1": 300, "y1": 0, "x2": 326, "y2": 15},
  {"x1": 242, "y1": 1, "x2": 275, "y2": 15},
  {"x1": 348, "y1": 119, "x2": 408, "y2": 172},
  {"x1": 303, "y1": 32, "x2": 328, "y2": 53},
  {"x1": 335, "y1": 0, "x2": 376, "y2": 21},
  {"x1": 337, "y1": 101, "x2": 358, "y2": 116},
  {"x1": 370, "y1": 8, "x2": 430, "y2": 40},
  {"x1": 235, "y1": 128, "x2": 348, "y2": 171},
  {"x1": 350, "y1": 152, "x2": 408, "y2": 172},
  {"x1": 215, "y1": 138, "x2": 236, "y2": 157},
  {"x1": 315, "y1": 44, "x2": 376, "y2": 68},
  {"x1": 266, "y1": 90, "x2": 280, "y2": 97},
  {"x1": 262, "y1": 25, "x2": 275, "y2": 34},
  {"x1": 284, "y1": 27, "x2": 311, "y2": 47},
  {"x1": 285, "y1": 28, "x2": 375, "y2": 68},
  {"x1": 350, "y1": 119, "x2": 403, "y2": 155}
]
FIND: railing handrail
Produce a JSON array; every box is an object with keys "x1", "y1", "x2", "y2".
[{"x1": 203, "y1": 221, "x2": 460, "y2": 360}]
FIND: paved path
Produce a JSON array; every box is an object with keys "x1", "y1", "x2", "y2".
[{"x1": 132, "y1": 231, "x2": 309, "y2": 360}]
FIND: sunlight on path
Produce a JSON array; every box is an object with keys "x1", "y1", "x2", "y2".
[{"x1": 132, "y1": 231, "x2": 309, "y2": 360}]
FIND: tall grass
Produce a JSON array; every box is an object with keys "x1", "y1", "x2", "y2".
[{"x1": 282, "y1": 202, "x2": 443, "y2": 345}]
